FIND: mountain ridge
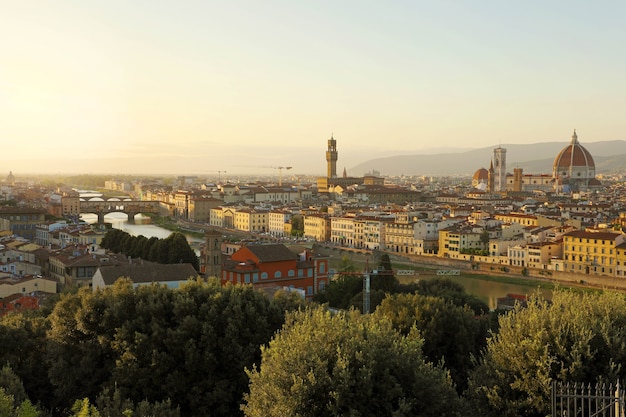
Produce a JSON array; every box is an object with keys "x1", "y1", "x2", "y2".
[{"x1": 349, "y1": 140, "x2": 626, "y2": 177}]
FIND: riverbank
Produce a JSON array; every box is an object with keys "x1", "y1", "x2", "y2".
[
  {"x1": 142, "y1": 215, "x2": 206, "y2": 239},
  {"x1": 312, "y1": 244, "x2": 611, "y2": 295}
]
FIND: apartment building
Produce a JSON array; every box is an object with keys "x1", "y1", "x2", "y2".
[
  {"x1": 330, "y1": 216, "x2": 357, "y2": 247},
  {"x1": 438, "y1": 226, "x2": 485, "y2": 259},
  {"x1": 234, "y1": 209, "x2": 268, "y2": 233},
  {"x1": 563, "y1": 230, "x2": 624, "y2": 276},
  {"x1": 494, "y1": 213, "x2": 539, "y2": 227},
  {"x1": 269, "y1": 210, "x2": 292, "y2": 237},
  {"x1": 188, "y1": 197, "x2": 222, "y2": 222},
  {"x1": 385, "y1": 212, "x2": 417, "y2": 255},
  {"x1": 304, "y1": 214, "x2": 331, "y2": 242},
  {"x1": 527, "y1": 241, "x2": 563, "y2": 270}
]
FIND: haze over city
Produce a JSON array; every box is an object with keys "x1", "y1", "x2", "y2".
[{"x1": 3, "y1": 1, "x2": 626, "y2": 175}]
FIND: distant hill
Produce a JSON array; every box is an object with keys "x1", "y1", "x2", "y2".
[{"x1": 349, "y1": 140, "x2": 626, "y2": 176}]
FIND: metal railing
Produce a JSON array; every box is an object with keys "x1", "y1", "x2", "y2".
[{"x1": 552, "y1": 381, "x2": 625, "y2": 417}]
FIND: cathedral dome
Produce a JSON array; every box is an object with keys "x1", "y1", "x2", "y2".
[
  {"x1": 473, "y1": 168, "x2": 488, "y2": 181},
  {"x1": 552, "y1": 130, "x2": 596, "y2": 192},
  {"x1": 472, "y1": 168, "x2": 489, "y2": 189},
  {"x1": 553, "y1": 130, "x2": 595, "y2": 176}
]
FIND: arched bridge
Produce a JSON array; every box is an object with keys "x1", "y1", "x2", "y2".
[{"x1": 79, "y1": 199, "x2": 160, "y2": 223}]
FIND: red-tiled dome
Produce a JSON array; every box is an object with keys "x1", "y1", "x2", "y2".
[
  {"x1": 473, "y1": 168, "x2": 489, "y2": 182},
  {"x1": 553, "y1": 130, "x2": 595, "y2": 173}
]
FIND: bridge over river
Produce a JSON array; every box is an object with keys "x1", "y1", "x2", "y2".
[{"x1": 79, "y1": 199, "x2": 160, "y2": 223}]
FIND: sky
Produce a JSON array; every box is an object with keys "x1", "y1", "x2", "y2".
[{"x1": 2, "y1": 1, "x2": 626, "y2": 176}]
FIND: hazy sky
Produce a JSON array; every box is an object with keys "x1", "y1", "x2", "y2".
[{"x1": 2, "y1": 1, "x2": 626, "y2": 176}]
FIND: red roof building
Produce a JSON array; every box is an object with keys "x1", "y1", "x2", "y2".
[{"x1": 221, "y1": 244, "x2": 329, "y2": 299}]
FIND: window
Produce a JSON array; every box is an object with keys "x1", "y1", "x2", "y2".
[
  {"x1": 244, "y1": 274, "x2": 250, "y2": 284},
  {"x1": 253, "y1": 273, "x2": 259, "y2": 283},
  {"x1": 274, "y1": 271, "x2": 282, "y2": 278},
  {"x1": 261, "y1": 272, "x2": 268, "y2": 280},
  {"x1": 288, "y1": 270, "x2": 295, "y2": 277}
]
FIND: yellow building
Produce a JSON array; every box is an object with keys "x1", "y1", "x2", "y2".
[
  {"x1": 615, "y1": 242, "x2": 626, "y2": 277},
  {"x1": 304, "y1": 214, "x2": 331, "y2": 242},
  {"x1": 527, "y1": 241, "x2": 563, "y2": 270},
  {"x1": 494, "y1": 213, "x2": 539, "y2": 227},
  {"x1": 563, "y1": 230, "x2": 623, "y2": 276},
  {"x1": 331, "y1": 216, "x2": 357, "y2": 246},
  {"x1": 438, "y1": 226, "x2": 485, "y2": 259},
  {"x1": 234, "y1": 209, "x2": 268, "y2": 233}
]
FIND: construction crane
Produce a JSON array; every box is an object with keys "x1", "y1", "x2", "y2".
[
  {"x1": 204, "y1": 170, "x2": 227, "y2": 182},
  {"x1": 273, "y1": 166, "x2": 292, "y2": 186}
]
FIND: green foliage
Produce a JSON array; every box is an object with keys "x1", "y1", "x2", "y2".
[
  {"x1": 0, "y1": 388, "x2": 40, "y2": 417},
  {"x1": 479, "y1": 230, "x2": 490, "y2": 247},
  {"x1": 313, "y1": 273, "x2": 362, "y2": 309},
  {"x1": 375, "y1": 293, "x2": 490, "y2": 392},
  {"x1": 415, "y1": 277, "x2": 489, "y2": 315},
  {"x1": 100, "y1": 230, "x2": 199, "y2": 270},
  {"x1": 290, "y1": 215, "x2": 304, "y2": 236},
  {"x1": 46, "y1": 279, "x2": 291, "y2": 415},
  {"x1": 467, "y1": 290, "x2": 626, "y2": 417},
  {"x1": 0, "y1": 365, "x2": 28, "y2": 406},
  {"x1": 243, "y1": 307, "x2": 462, "y2": 417},
  {"x1": 95, "y1": 387, "x2": 180, "y2": 417},
  {"x1": 71, "y1": 398, "x2": 100, "y2": 417},
  {"x1": 0, "y1": 314, "x2": 51, "y2": 408}
]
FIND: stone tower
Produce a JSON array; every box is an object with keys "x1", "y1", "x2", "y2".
[
  {"x1": 326, "y1": 135, "x2": 338, "y2": 179},
  {"x1": 513, "y1": 168, "x2": 523, "y2": 192},
  {"x1": 493, "y1": 147, "x2": 506, "y2": 192},
  {"x1": 204, "y1": 228, "x2": 222, "y2": 279},
  {"x1": 488, "y1": 160, "x2": 494, "y2": 193}
]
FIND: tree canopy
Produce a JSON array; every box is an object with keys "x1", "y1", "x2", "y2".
[
  {"x1": 45, "y1": 279, "x2": 297, "y2": 415},
  {"x1": 375, "y1": 293, "x2": 490, "y2": 392},
  {"x1": 466, "y1": 290, "x2": 626, "y2": 417},
  {"x1": 100, "y1": 230, "x2": 199, "y2": 270},
  {"x1": 243, "y1": 307, "x2": 462, "y2": 417}
]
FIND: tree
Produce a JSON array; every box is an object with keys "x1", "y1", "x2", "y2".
[
  {"x1": 375, "y1": 293, "x2": 490, "y2": 392},
  {"x1": 415, "y1": 277, "x2": 489, "y2": 315},
  {"x1": 479, "y1": 230, "x2": 490, "y2": 250},
  {"x1": 0, "y1": 388, "x2": 40, "y2": 417},
  {"x1": 0, "y1": 313, "x2": 51, "y2": 407},
  {"x1": 313, "y1": 273, "x2": 363, "y2": 309},
  {"x1": 290, "y1": 215, "x2": 304, "y2": 237},
  {"x1": 46, "y1": 279, "x2": 293, "y2": 415},
  {"x1": 243, "y1": 307, "x2": 462, "y2": 417},
  {"x1": 102, "y1": 230, "x2": 199, "y2": 271},
  {"x1": 466, "y1": 290, "x2": 626, "y2": 417},
  {"x1": 371, "y1": 253, "x2": 399, "y2": 293},
  {"x1": 70, "y1": 398, "x2": 101, "y2": 417},
  {"x1": 164, "y1": 233, "x2": 199, "y2": 270},
  {"x1": 95, "y1": 387, "x2": 180, "y2": 417}
]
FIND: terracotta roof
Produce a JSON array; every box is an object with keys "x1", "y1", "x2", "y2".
[
  {"x1": 553, "y1": 131, "x2": 595, "y2": 171},
  {"x1": 96, "y1": 262, "x2": 198, "y2": 286},
  {"x1": 564, "y1": 230, "x2": 621, "y2": 241},
  {"x1": 244, "y1": 244, "x2": 297, "y2": 262}
]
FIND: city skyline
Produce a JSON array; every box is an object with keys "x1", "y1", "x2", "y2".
[{"x1": 3, "y1": 1, "x2": 626, "y2": 175}]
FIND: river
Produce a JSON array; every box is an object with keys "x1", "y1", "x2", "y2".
[
  {"x1": 79, "y1": 199, "x2": 548, "y2": 310},
  {"x1": 415, "y1": 274, "x2": 552, "y2": 311},
  {"x1": 80, "y1": 212, "x2": 204, "y2": 255}
]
